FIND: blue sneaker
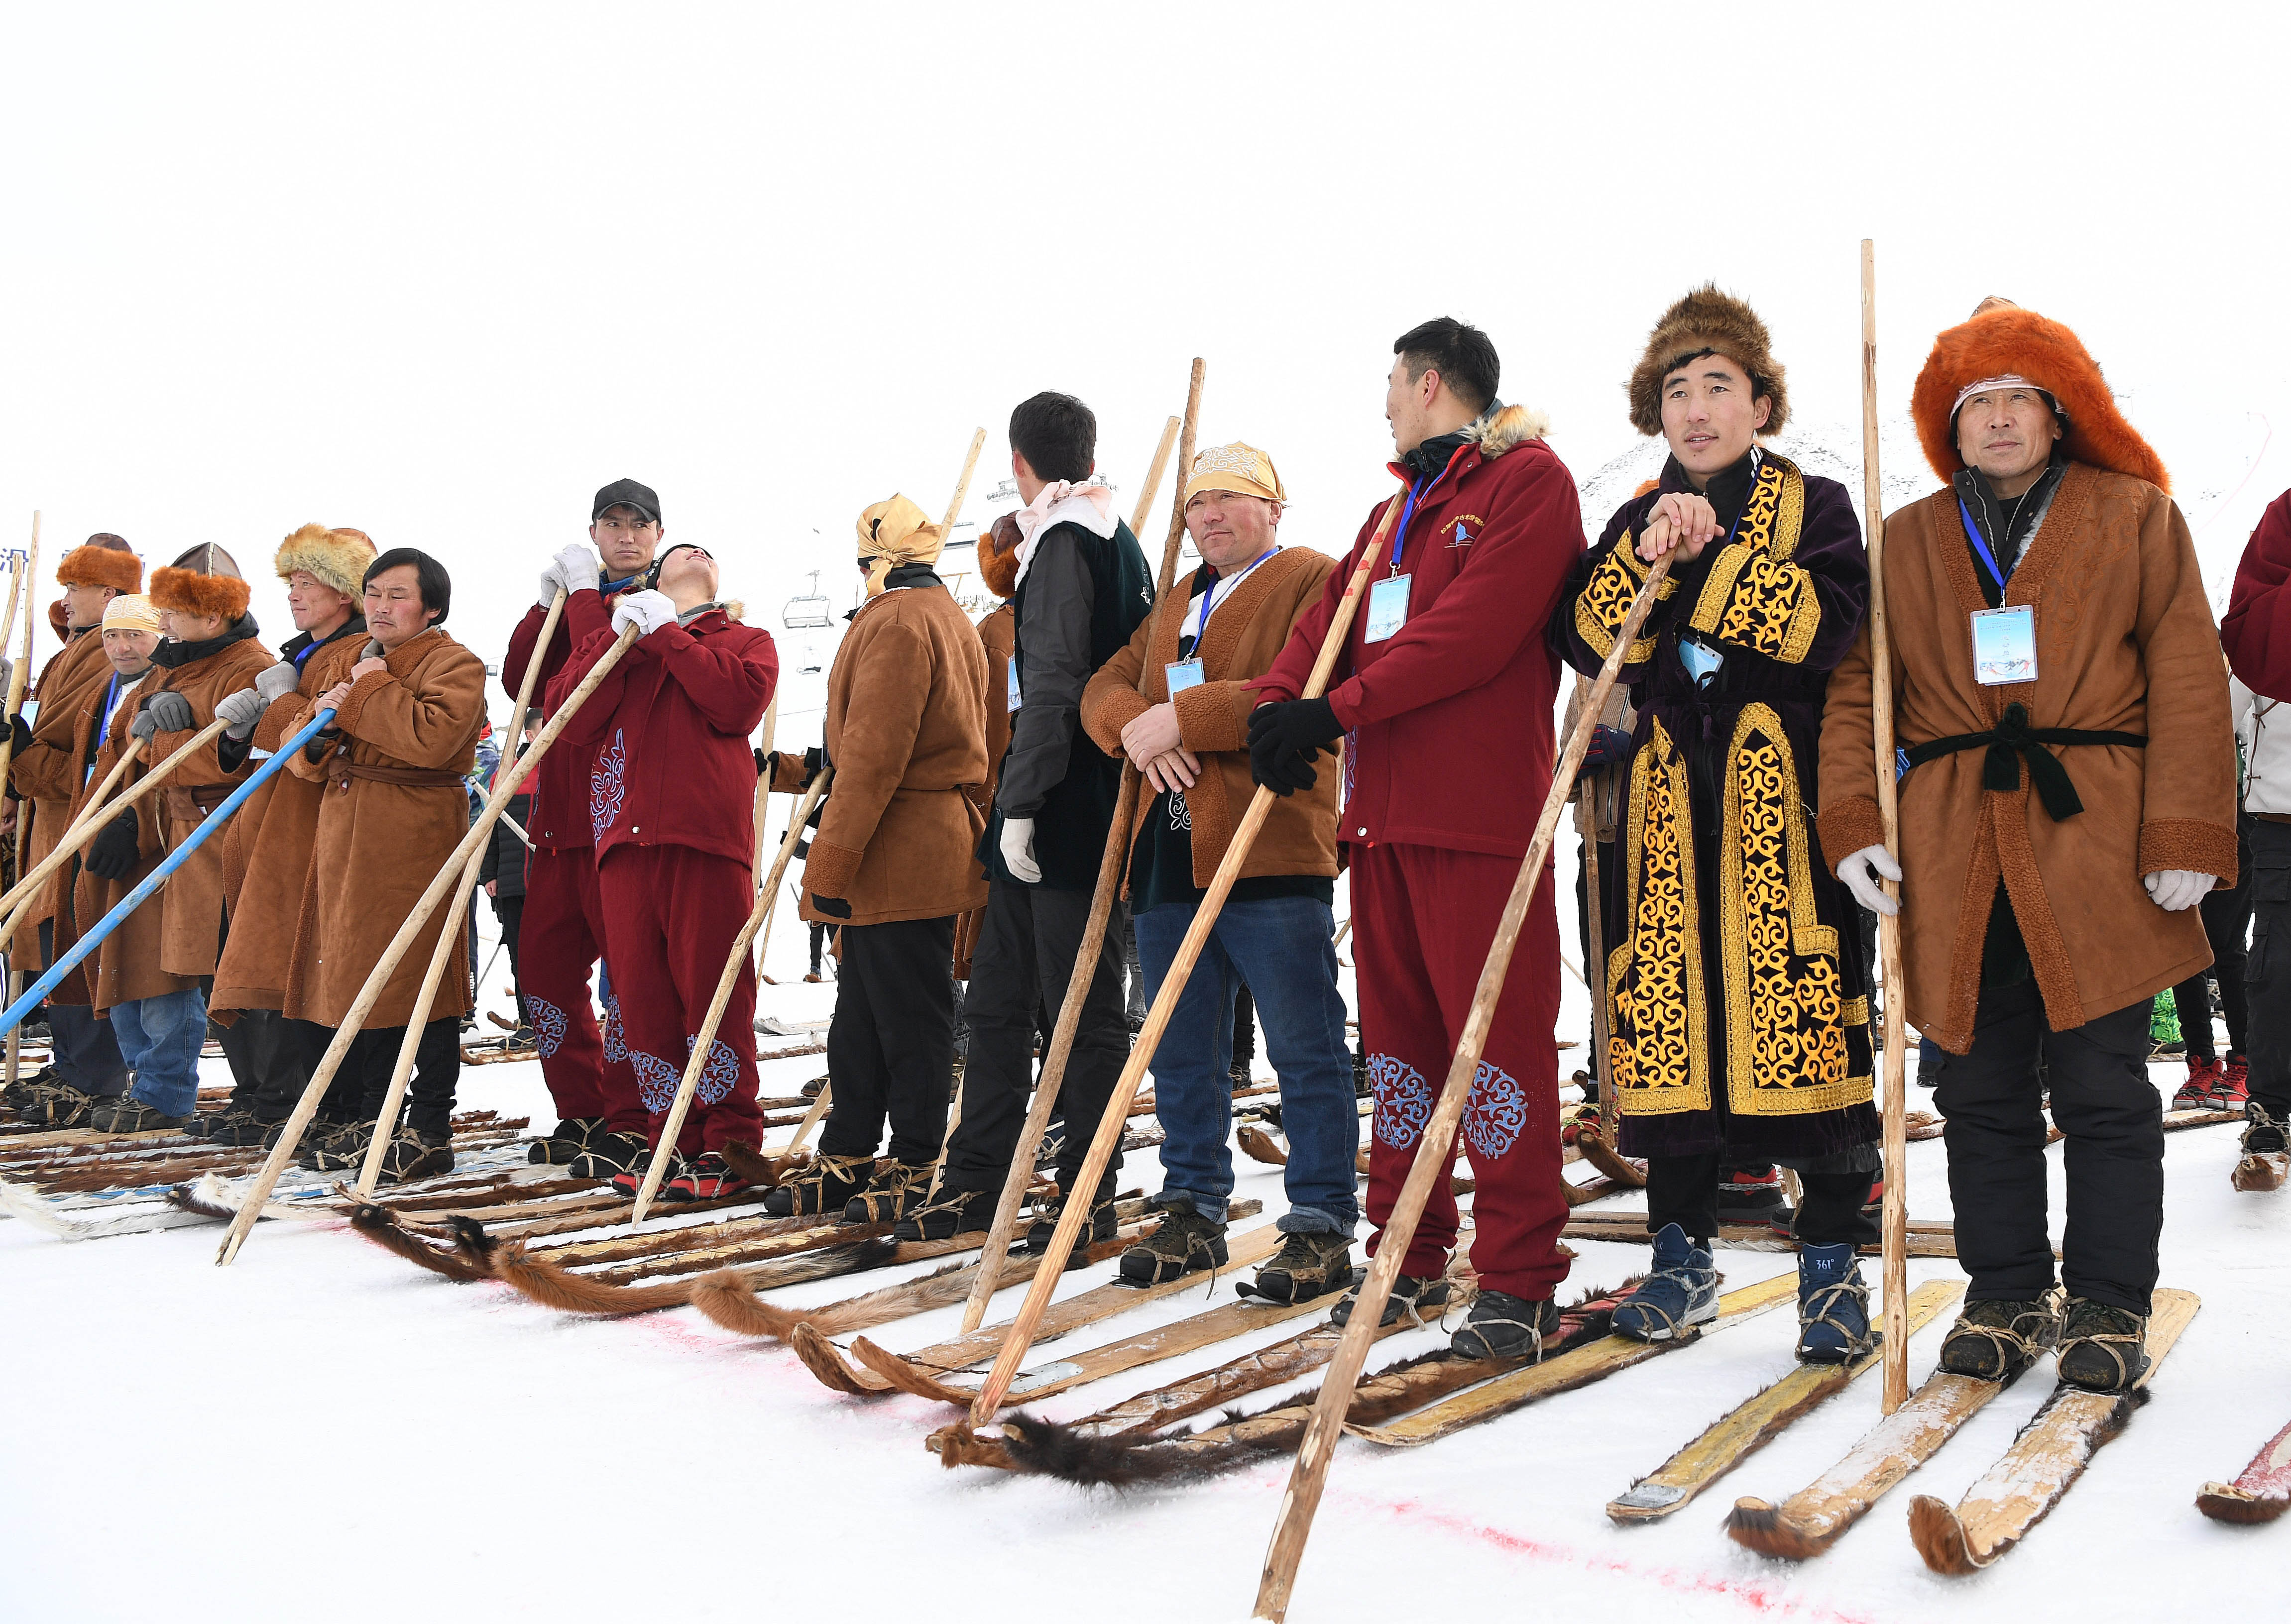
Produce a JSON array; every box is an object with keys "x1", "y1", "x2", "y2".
[
  {"x1": 1613, "y1": 1223, "x2": 1717, "y2": 1343},
  {"x1": 1795, "y1": 1241, "x2": 1873, "y2": 1363}
]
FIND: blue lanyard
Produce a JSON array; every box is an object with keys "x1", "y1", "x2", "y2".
[
  {"x1": 87, "y1": 673, "x2": 122, "y2": 784},
  {"x1": 1198, "y1": 549, "x2": 1275, "y2": 639},
  {"x1": 1957, "y1": 497, "x2": 2010, "y2": 596},
  {"x1": 1386, "y1": 480, "x2": 1427, "y2": 575}
]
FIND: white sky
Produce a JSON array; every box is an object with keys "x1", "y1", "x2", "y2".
[{"x1": 4, "y1": 1, "x2": 2285, "y2": 725}]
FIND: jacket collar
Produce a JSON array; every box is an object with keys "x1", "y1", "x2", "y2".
[
  {"x1": 1146, "y1": 548, "x2": 1310, "y2": 695},
  {"x1": 281, "y1": 613, "x2": 367, "y2": 663},
  {"x1": 151, "y1": 612, "x2": 260, "y2": 670}
]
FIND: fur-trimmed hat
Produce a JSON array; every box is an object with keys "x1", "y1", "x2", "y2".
[
  {"x1": 55, "y1": 534, "x2": 141, "y2": 594},
  {"x1": 274, "y1": 523, "x2": 376, "y2": 601},
  {"x1": 150, "y1": 542, "x2": 250, "y2": 623},
  {"x1": 1910, "y1": 302, "x2": 2167, "y2": 492},
  {"x1": 1627, "y1": 285, "x2": 1788, "y2": 438}
]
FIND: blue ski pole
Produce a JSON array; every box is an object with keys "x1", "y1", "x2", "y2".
[{"x1": 0, "y1": 708, "x2": 336, "y2": 1035}]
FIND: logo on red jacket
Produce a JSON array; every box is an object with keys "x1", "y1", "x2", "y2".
[{"x1": 1447, "y1": 514, "x2": 1484, "y2": 547}]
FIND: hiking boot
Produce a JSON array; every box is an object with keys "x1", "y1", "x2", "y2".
[
  {"x1": 1229, "y1": 1059, "x2": 1253, "y2": 1092},
  {"x1": 2055, "y1": 1297, "x2": 2150, "y2": 1392},
  {"x1": 1613, "y1": 1223, "x2": 1718, "y2": 1343},
  {"x1": 1244, "y1": 1230, "x2": 1354, "y2": 1303},
  {"x1": 86, "y1": 1094, "x2": 191, "y2": 1134},
  {"x1": 1330, "y1": 1266, "x2": 1452, "y2": 1328},
  {"x1": 1716, "y1": 1164, "x2": 1786, "y2": 1224},
  {"x1": 1118, "y1": 1197, "x2": 1229, "y2": 1286},
  {"x1": 374, "y1": 1128, "x2": 455, "y2": 1184},
  {"x1": 611, "y1": 1147, "x2": 686, "y2": 1197},
  {"x1": 1451, "y1": 1290, "x2": 1561, "y2": 1359},
  {"x1": 527, "y1": 1115, "x2": 604, "y2": 1166},
  {"x1": 15, "y1": 1078, "x2": 101, "y2": 1129},
  {"x1": 567, "y1": 1129, "x2": 649, "y2": 1179},
  {"x1": 842, "y1": 1160, "x2": 936, "y2": 1223},
  {"x1": 2174, "y1": 1058, "x2": 2222, "y2": 1111},
  {"x1": 2234, "y1": 1103, "x2": 2289, "y2": 1192},
  {"x1": 893, "y1": 1186, "x2": 994, "y2": 1242},
  {"x1": 298, "y1": 1122, "x2": 373, "y2": 1172},
  {"x1": 198, "y1": 1106, "x2": 278, "y2": 1147},
  {"x1": 1028, "y1": 1188, "x2": 1118, "y2": 1265},
  {"x1": 665, "y1": 1150, "x2": 751, "y2": 1203},
  {"x1": 2213, "y1": 1054, "x2": 2250, "y2": 1110},
  {"x1": 762, "y1": 1153, "x2": 872, "y2": 1217},
  {"x1": 800, "y1": 1074, "x2": 827, "y2": 1100},
  {"x1": 2, "y1": 1065, "x2": 59, "y2": 1111},
  {"x1": 1032, "y1": 1123, "x2": 1066, "y2": 1168},
  {"x1": 1795, "y1": 1241, "x2": 1873, "y2": 1364},
  {"x1": 1938, "y1": 1291, "x2": 2062, "y2": 1381}
]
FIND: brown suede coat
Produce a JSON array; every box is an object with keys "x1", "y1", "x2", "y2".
[
  {"x1": 775, "y1": 581, "x2": 990, "y2": 928},
  {"x1": 953, "y1": 603, "x2": 1015, "y2": 976},
  {"x1": 8, "y1": 627, "x2": 115, "y2": 955},
  {"x1": 282, "y1": 628, "x2": 486, "y2": 1027},
  {"x1": 140, "y1": 634, "x2": 274, "y2": 981},
  {"x1": 53, "y1": 670, "x2": 176, "y2": 1013},
  {"x1": 1818, "y1": 462, "x2": 2238, "y2": 1050},
  {"x1": 212, "y1": 627, "x2": 368, "y2": 1014},
  {"x1": 1082, "y1": 546, "x2": 1342, "y2": 892}
]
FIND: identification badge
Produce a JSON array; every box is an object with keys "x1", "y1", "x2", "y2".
[
  {"x1": 1365, "y1": 573, "x2": 1412, "y2": 644},
  {"x1": 1164, "y1": 658, "x2": 1205, "y2": 695},
  {"x1": 1970, "y1": 605, "x2": 2038, "y2": 686},
  {"x1": 1007, "y1": 661, "x2": 1022, "y2": 712}
]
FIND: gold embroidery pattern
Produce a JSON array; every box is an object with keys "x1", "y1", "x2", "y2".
[
  {"x1": 1718, "y1": 704, "x2": 1873, "y2": 1118},
  {"x1": 1609, "y1": 720, "x2": 1709, "y2": 1114},
  {"x1": 1687, "y1": 456, "x2": 1823, "y2": 664},
  {"x1": 1575, "y1": 527, "x2": 1678, "y2": 665}
]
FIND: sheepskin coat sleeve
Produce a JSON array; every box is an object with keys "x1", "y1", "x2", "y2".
[
  {"x1": 58, "y1": 673, "x2": 189, "y2": 1015},
  {"x1": 140, "y1": 636, "x2": 274, "y2": 981},
  {"x1": 7, "y1": 628, "x2": 115, "y2": 957}
]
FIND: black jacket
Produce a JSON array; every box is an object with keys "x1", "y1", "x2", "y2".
[{"x1": 477, "y1": 791, "x2": 532, "y2": 901}]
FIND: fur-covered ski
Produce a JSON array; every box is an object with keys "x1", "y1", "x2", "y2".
[
  {"x1": 1908, "y1": 1289, "x2": 2200, "y2": 1573},
  {"x1": 2196, "y1": 1415, "x2": 2291, "y2": 1524},
  {"x1": 1605, "y1": 1282, "x2": 1962, "y2": 1521}
]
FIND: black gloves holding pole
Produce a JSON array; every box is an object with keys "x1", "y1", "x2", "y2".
[{"x1": 1246, "y1": 698, "x2": 1344, "y2": 797}]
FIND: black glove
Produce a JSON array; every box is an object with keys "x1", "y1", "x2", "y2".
[
  {"x1": 811, "y1": 895, "x2": 852, "y2": 920},
  {"x1": 85, "y1": 807, "x2": 139, "y2": 881},
  {"x1": 7, "y1": 714, "x2": 28, "y2": 755},
  {"x1": 1246, "y1": 697, "x2": 1343, "y2": 797},
  {"x1": 1574, "y1": 724, "x2": 1634, "y2": 784}
]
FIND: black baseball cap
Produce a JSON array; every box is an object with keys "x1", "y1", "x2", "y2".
[{"x1": 591, "y1": 478, "x2": 662, "y2": 525}]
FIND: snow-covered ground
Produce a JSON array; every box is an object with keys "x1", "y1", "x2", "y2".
[{"x1": 3, "y1": 897, "x2": 2281, "y2": 1624}]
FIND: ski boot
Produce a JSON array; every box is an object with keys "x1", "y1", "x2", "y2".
[
  {"x1": 762, "y1": 1152, "x2": 872, "y2": 1217},
  {"x1": 86, "y1": 1094, "x2": 191, "y2": 1135},
  {"x1": 2174, "y1": 1058, "x2": 2223, "y2": 1111},
  {"x1": 1716, "y1": 1164, "x2": 1786, "y2": 1225},
  {"x1": 840, "y1": 1160, "x2": 934, "y2": 1223},
  {"x1": 2055, "y1": 1296, "x2": 2150, "y2": 1392},
  {"x1": 1118, "y1": 1195, "x2": 1228, "y2": 1286},
  {"x1": 373, "y1": 1128, "x2": 455, "y2": 1184},
  {"x1": 2233, "y1": 1103, "x2": 2289, "y2": 1192},
  {"x1": 665, "y1": 1150, "x2": 750, "y2": 1203},
  {"x1": 1612, "y1": 1224, "x2": 1718, "y2": 1343},
  {"x1": 1330, "y1": 1266, "x2": 1451, "y2": 1328},
  {"x1": 1794, "y1": 1241, "x2": 1873, "y2": 1364},
  {"x1": 2213, "y1": 1054, "x2": 2250, "y2": 1110},
  {"x1": 610, "y1": 1146, "x2": 686, "y2": 1197},
  {"x1": 1937, "y1": 1289, "x2": 2062, "y2": 1380},
  {"x1": 566, "y1": 1129, "x2": 649, "y2": 1179},
  {"x1": 528, "y1": 1115, "x2": 604, "y2": 1166},
  {"x1": 1451, "y1": 1291, "x2": 1560, "y2": 1360},
  {"x1": 1028, "y1": 1185, "x2": 1118, "y2": 1265},
  {"x1": 1242, "y1": 1230, "x2": 1354, "y2": 1303},
  {"x1": 894, "y1": 1186, "x2": 994, "y2": 1242}
]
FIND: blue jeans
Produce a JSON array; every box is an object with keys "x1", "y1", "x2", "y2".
[
  {"x1": 1134, "y1": 894, "x2": 1357, "y2": 1235},
  {"x1": 109, "y1": 989, "x2": 208, "y2": 1117}
]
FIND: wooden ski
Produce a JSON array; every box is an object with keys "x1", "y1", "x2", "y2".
[
  {"x1": 2196, "y1": 1414, "x2": 2291, "y2": 1524},
  {"x1": 1909, "y1": 1289, "x2": 2200, "y2": 1573},
  {"x1": 1606, "y1": 1281, "x2": 1961, "y2": 1521},
  {"x1": 1559, "y1": 1211, "x2": 1970, "y2": 1259}
]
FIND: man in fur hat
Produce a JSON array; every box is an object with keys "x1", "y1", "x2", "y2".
[
  {"x1": 897, "y1": 393, "x2": 1153, "y2": 1250},
  {"x1": 1555, "y1": 288, "x2": 1879, "y2": 1363},
  {"x1": 762, "y1": 497, "x2": 986, "y2": 1220},
  {"x1": 1820, "y1": 300, "x2": 2236, "y2": 1391},
  {"x1": 501, "y1": 479, "x2": 666, "y2": 1175},
  {"x1": 551, "y1": 541, "x2": 778, "y2": 1199},
  {"x1": 202, "y1": 524, "x2": 376, "y2": 1145},
  {"x1": 1079, "y1": 444, "x2": 1358, "y2": 1301},
  {"x1": 1, "y1": 536, "x2": 141, "y2": 1123},
  {"x1": 1250, "y1": 319, "x2": 1584, "y2": 1357}
]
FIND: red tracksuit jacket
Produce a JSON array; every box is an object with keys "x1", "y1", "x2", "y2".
[
  {"x1": 505, "y1": 584, "x2": 643, "y2": 851},
  {"x1": 2225, "y1": 488, "x2": 2291, "y2": 700}
]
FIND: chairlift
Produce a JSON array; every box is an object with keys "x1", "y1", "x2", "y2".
[{"x1": 783, "y1": 569, "x2": 833, "y2": 630}]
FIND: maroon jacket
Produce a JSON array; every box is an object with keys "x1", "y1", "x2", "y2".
[
  {"x1": 1253, "y1": 405, "x2": 1584, "y2": 859},
  {"x1": 504, "y1": 583, "x2": 642, "y2": 850},
  {"x1": 2223, "y1": 488, "x2": 2291, "y2": 701},
  {"x1": 548, "y1": 607, "x2": 779, "y2": 869}
]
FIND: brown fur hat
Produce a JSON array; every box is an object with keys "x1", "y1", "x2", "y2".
[
  {"x1": 56, "y1": 534, "x2": 141, "y2": 594},
  {"x1": 150, "y1": 542, "x2": 250, "y2": 623},
  {"x1": 1910, "y1": 302, "x2": 2167, "y2": 492},
  {"x1": 1627, "y1": 285, "x2": 1788, "y2": 438},
  {"x1": 977, "y1": 512, "x2": 1022, "y2": 600},
  {"x1": 273, "y1": 523, "x2": 376, "y2": 601}
]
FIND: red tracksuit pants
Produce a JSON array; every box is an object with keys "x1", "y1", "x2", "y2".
[
  {"x1": 596, "y1": 844, "x2": 764, "y2": 1156},
  {"x1": 519, "y1": 846, "x2": 646, "y2": 1134},
  {"x1": 1353, "y1": 841, "x2": 1570, "y2": 1301}
]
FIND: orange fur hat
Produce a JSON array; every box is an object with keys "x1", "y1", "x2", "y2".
[
  {"x1": 977, "y1": 512, "x2": 1022, "y2": 600},
  {"x1": 150, "y1": 541, "x2": 251, "y2": 622},
  {"x1": 1627, "y1": 285, "x2": 1788, "y2": 437},
  {"x1": 55, "y1": 534, "x2": 142, "y2": 594},
  {"x1": 1910, "y1": 301, "x2": 2168, "y2": 492}
]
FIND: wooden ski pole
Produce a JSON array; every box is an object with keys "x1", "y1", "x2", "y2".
[
  {"x1": 1130, "y1": 415, "x2": 1182, "y2": 535},
  {"x1": 0, "y1": 534, "x2": 27, "y2": 678},
  {"x1": 1861, "y1": 238, "x2": 1911, "y2": 1414},
  {"x1": 629, "y1": 767, "x2": 832, "y2": 1220},
  {"x1": 0, "y1": 741, "x2": 145, "y2": 946},
  {"x1": 2, "y1": 512, "x2": 37, "y2": 1092},
  {"x1": 1250, "y1": 545, "x2": 1677, "y2": 1624},
  {"x1": 216, "y1": 623, "x2": 644, "y2": 1264},
  {"x1": 775, "y1": 1079, "x2": 832, "y2": 1165},
  {"x1": 966, "y1": 472, "x2": 1410, "y2": 1406},
  {"x1": 0, "y1": 719, "x2": 230, "y2": 921},
  {"x1": 955, "y1": 359, "x2": 1204, "y2": 1334},
  {"x1": 750, "y1": 693, "x2": 779, "y2": 977},
  {"x1": 1573, "y1": 675, "x2": 1616, "y2": 1127}
]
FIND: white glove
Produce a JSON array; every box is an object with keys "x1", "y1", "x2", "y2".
[
  {"x1": 609, "y1": 588, "x2": 678, "y2": 640},
  {"x1": 2144, "y1": 869, "x2": 2213, "y2": 912},
  {"x1": 215, "y1": 687, "x2": 267, "y2": 740},
  {"x1": 1000, "y1": 816, "x2": 1041, "y2": 884},
  {"x1": 254, "y1": 660, "x2": 300, "y2": 705},
  {"x1": 539, "y1": 544, "x2": 602, "y2": 607},
  {"x1": 1838, "y1": 843, "x2": 1902, "y2": 917}
]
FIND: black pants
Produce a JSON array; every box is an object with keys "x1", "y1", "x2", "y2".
[
  {"x1": 2247, "y1": 819, "x2": 2291, "y2": 1122},
  {"x1": 214, "y1": 1007, "x2": 310, "y2": 1122},
  {"x1": 808, "y1": 920, "x2": 837, "y2": 975},
  {"x1": 295, "y1": 1016, "x2": 460, "y2": 1136},
  {"x1": 35, "y1": 920, "x2": 128, "y2": 1096},
  {"x1": 1933, "y1": 977, "x2": 2160, "y2": 1313},
  {"x1": 2172, "y1": 815, "x2": 2253, "y2": 1061},
  {"x1": 1574, "y1": 836, "x2": 1616, "y2": 1052},
  {"x1": 944, "y1": 877, "x2": 1128, "y2": 1198},
  {"x1": 818, "y1": 915, "x2": 957, "y2": 1166},
  {"x1": 1645, "y1": 1150, "x2": 1877, "y2": 1248},
  {"x1": 1232, "y1": 983, "x2": 1256, "y2": 1072},
  {"x1": 490, "y1": 894, "x2": 527, "y2": 1024}
]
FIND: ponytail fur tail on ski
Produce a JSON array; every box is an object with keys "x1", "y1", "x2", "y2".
[{"x1": 345, "y1": 1201, "x2": 493, "y2": 1282}]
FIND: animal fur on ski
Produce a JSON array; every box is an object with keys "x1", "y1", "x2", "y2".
[{"x1": 445, "y1": 1214, "x2": 898, "y2": 1314}]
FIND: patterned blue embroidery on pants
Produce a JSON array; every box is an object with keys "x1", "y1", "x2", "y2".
[
  {"x1": 1464, "y1": 1061, "x2": 1527, "y2": 1160},
  {"x1": 590, "y1": 729, "x2": 627, "y2": 842},
  {"x1": 527, "y1": 996, "x2": 567, "y2": 1060},
  {"x1": 601, "y1": 991, "x2": 627, "y2": 1064},
  {"x1": 1370, "y1": 1053, "x2": 1432, "y2": 1150},
  {"x1": 687, "y1": 1035, "x2": 741, "y2": 1105},
  {"x1": 631, "y1": 1049, "x2": 679, "y2": 1114}
]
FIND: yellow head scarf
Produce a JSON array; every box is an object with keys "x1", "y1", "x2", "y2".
[
  {"x1": 101, "y1": 593, "x2": 162, "y2": 635},
  {"x1": 856, "y1": 494, "x2": 946, "y2": 595},
  {"x1": 1183, "y1": 442, "x2": 1286, "y2": 506}
]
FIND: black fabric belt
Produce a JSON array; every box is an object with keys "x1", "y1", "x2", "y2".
[{"x1": 1904, "y1": 702, "x2": 2145, "y2": 821}]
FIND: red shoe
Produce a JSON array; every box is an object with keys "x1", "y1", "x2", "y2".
[
  {"x1": 1716, "y1": 1164, "x2": 1786, "y2": 1223},
  {"x1": 664, "y1": 1150, "x2": 751, "y2": 1203},
  {"x1": 610, "y1": 1146, "x2": 685, "y2": 1197},
  {"x1": 1562, "y1": 1101, "x2": 1603, "y2": 1147},
  {"x1": 2175, "y1": 1058, "x2": 2223, "y2": 1111},
  {"x1": 1861, "y1": 1177, "x2": 1884, "y2": 1216},
  {"x1": 2213, "y1": 1054, "x2": 2250, "y2": 1110}
]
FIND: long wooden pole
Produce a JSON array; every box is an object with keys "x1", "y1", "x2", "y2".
[
  {"x1": 955, "y1": 360, "x2": 1203, "y2": 1335},
  {"x1": 0, "y1": 536, "x2": 27, "y2": 677},
  {"x1": 749, "y1": 694, "x2": 779, "y2": 977},
  {"x1": 1861, "y1": 239, "x2": 1911, "y2": 1414},
  {"x1": 0, "y1": 719, "x2": 230, "y2": 921},
  {"x1": 216, "y1": 623, "x2": 644, "y2": 1264},
  {"x1": 2, "y1": 513, "x2": 38, "y2": 1092},
  {"x1": 628, "y1": 767, "x2": 832, "y2": 1220},
  {"x1": 1130, "y1": 415, "x2": 1182, "y2": 536},
  {"x1": 968, "y1": 473, "x2": 1408, "y2": 1405},
  {"x1": 1250, "y1": 546, "x2": 1677, "y2": 1623},
  {"x1": 0, "y1": 741, "x2": 143, "y2": 948},
  {"x1": 1573, "y1": 676, "x2": 1615, "y2": 1127},
  {"x1": 350, "y1": 591, "x2": 567, "y2": 1194}
]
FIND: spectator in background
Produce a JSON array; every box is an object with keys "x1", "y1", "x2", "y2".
[{"x1": 480, "y1": 709, "x2": 540, "y2": 1041}]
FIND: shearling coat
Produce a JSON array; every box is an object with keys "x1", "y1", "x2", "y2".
[
  {"x1": 1818, "y1": 462, "x2": 2238, "y2": 1051},
  {"x1": 8, "y1": 626, "x2": 115, "y2": 956},
  {"x1": 210, "y1": 620, "x2": 368, "y2": 1014},
  {"x1": 1082, "y1": 546, "x2": 1342, "y2": 892},
  {"x1": 52, "y1": 667, "x2": 178, "y2": 1014},
  {"x1": 282, "y1": 628, "x2": 486, "y2": 1028},
  {"x1": 776, "y1": 575, "x2": 990, "y2": 927}
]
